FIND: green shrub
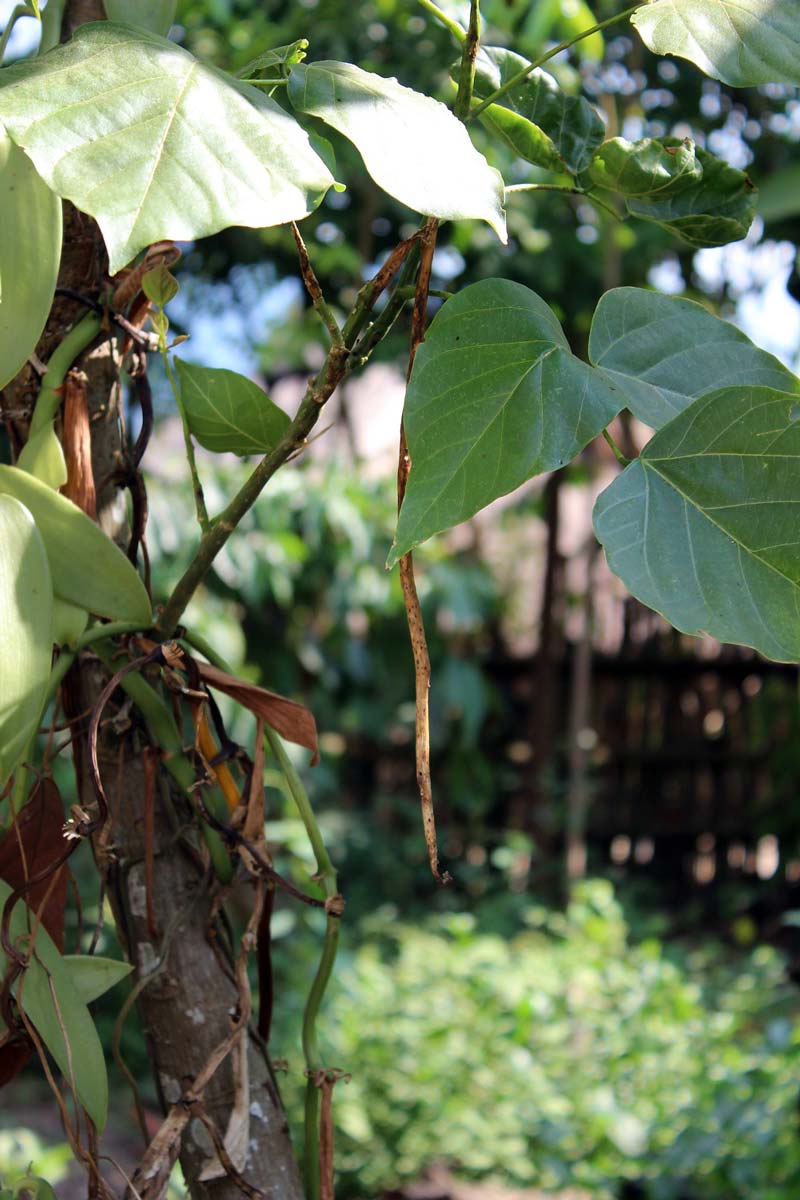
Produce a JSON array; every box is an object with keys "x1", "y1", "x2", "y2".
[{"x1": 273, "y1": 880, "x2": 800, "y2": 1198}]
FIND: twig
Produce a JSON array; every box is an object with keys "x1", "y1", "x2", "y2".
[
  {"x1": 291, "y1": 223, "x2": 344, "y2": 346},
  {"x1": 397, "y1": 218, "x2": 451, "y2": 885},
  {"x1": 453, "y1": 0, "x2": 481, "y2": 122}
]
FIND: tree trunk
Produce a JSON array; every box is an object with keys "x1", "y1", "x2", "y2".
[{"x1": 1, "y1": 5, "x2": 305, "y2": 1196}]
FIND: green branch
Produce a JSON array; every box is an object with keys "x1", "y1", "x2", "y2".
[
  {"x1": 414, "y1": 0, "x2": 466, "y2": 44},
  {"x1": 453, "y1": 0, "x2": 481, "y2": 122},
  {"x1": 469, "y1": 5, "x2": 640, "y2": 118},
  {"x1": 29, "y1": 312, "x2": 103, "y2": 436}
]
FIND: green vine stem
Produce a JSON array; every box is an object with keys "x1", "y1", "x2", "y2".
[
  {"x1": 602, "y1": 426, "x2": 631, "y2": 467},
  {"x1": 159, "y1": 337, "x2": 210, "y2": 534},
  {"x1": 414, "y1": 0, "x2": 466, "y2": 44},
  {"x1": 469, "y1": 4, "x2": 641, "y2": 118},
  {"x1": 0, "y1": 2, "x2": 37, "y2": 66},
  {"x1": 265, "y1": 727, "x2": 341, "y2": 1200},
  {"x1": 453, "y1": 0, "x2": 480, "y2": 122},
  {"x1": 29, "y1": 311, "x2": 103, "y2": 436}
]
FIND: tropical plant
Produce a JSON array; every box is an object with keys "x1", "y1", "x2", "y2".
[{"x1": 0, "y1": 0, "x2": 798, "y2": 1197}]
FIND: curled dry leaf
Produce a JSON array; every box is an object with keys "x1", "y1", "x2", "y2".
[{"x1": 195, "y1": 661, "x2": 319, "y2": 765}]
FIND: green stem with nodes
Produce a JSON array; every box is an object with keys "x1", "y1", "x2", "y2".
[
  {"x1": 414, "y1": 0, "x2": 466, "y2": 44},
  {"x1": 265, "y1": 727, "x2": 340, "y2": 1200},
  {"x1": 602, "y1": 427, "x2": 631, "y2": 467},
  {"x1": 505, "y1": 182, "x2": 621, "y2": 221},
  {"x1": 158, "y1": 240, "x2": 421, "y2": 637},
  {"x1": 0, "y1": 2, "x2": 37, "y2": 66},
  {"x1": 29, "y1": 312, "x2": 103, "y2": 436},
  {"x1": 159, "y1": 337, "x2": 210, "y2": 534},
  {"x1": 469, "y1": 5, "x2": 641, "y2": 118},
  {"x1": 453, "y1": 0, "x2": 481, "y2": 122}
]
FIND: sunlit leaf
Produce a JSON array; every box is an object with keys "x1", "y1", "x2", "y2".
[
  {"x1": 390, "y1": 278, "x2": 622, "y2": 563},
  {"x1": 631, "y1": 0, "x2": 800, "y2": 87},
  {"x1": 586, "y1": 137, "x2": 756, "y2": 247},
  {"x1": 238, "y1": 39, "x2": 309, "y2": 79},
  {"x1": 589, "y1": 287, "x2": 800, "y2": 429},
  {"x1": 0, "y1": 496, "x2": 52, "y2": 790},
  {"x1": 288, "y1": 60, "x2": 507, "y2": 240},
  {"x1": 594, "y1": 386, "x2": 800, "y2": 662},
  {"x1": 175, "y1": 360, "x2": 291, "y2": 456},
  {"x1": 0, "y1": 23, "x2": 334, "y2": 273},
  {"x1": 0, "y1": 129, "x2": 62, "y2": 391},
  {"x1": 472, "y1": 46, "x2": 605, "y2": 175}
]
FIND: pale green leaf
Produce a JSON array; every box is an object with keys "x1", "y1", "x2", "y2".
[
  {"x1": 39, "y1": 0, "x2": 65, "y2": 53},
  {"x1": 0, "y1": 23, "x2": 334, "y2": 273},
  {"x1": 175, "y1": 360, "x2": 291, "y2": 455},
  {"x1": 103, "y1": 0, "x2": 176, "y2": 36},
  {"x1": 63, "y1": 955, "x2": 133, "y2": 1004},
  {"x1": 0, "y1": 128, "x2": 62, "y2": 390},
  {"x1": 588, "y1": 287, "x2": 800, "y2": 429},
  {"x1": 472, "y1": 46, "x2": 605, "y2": 175},
  {"x1": 16, "y1": 421, "x2": 67, "y2": 489},
  {"x1": 238, "y1": 39, "x2": 309, "y2": 79},
  {"x1": 587, "y1": 137, "x2": 756, "y2": 248},
  {"x1": 631, "y1": 0, "x2": 800, "y2": 87},
  {"x1": 0, "y1": 879, "x2": 108, "y2": 1131},
  {"x1": 390, "y1": 279, "x2": 623, "y2": 563},
  {"x1": 594, "y1": 386, "x2": 800, "y2": 662},
  {"x1": 142, "y1": 264, "x2": 179, "y2": 307},
  {"x1": 0, "y1": 495, "x2": 52, "y2": 789},
  {"x1": 8, "y1": 1177, "x2": 57, "y2": 1200},
  {"x1": 0, "y1": 465, "x2": 151, "y2": 624},
  {"x1": 288, "y1": 61, "x2": 506, "y2": 241}
]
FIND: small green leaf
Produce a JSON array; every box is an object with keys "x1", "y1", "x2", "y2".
[
  {"x1": 8, "y1": 1178, "x2": 57, "y2": 1200},
  {"x1": 0, "y1": 880, "x2": 109, "y2": 1131},
  {"x1": 142, "y1": 264, "x2": 179, "y2": 308},
  {"x1": 238, "y1": 39, "x2": 309, "y2": 79},
  {"x1": 586, "y1": 137, "x2": 756, "y2": 248},
  {"x1": 288, "y1": 61, "x2": 506, "y2": 241},
  {"x1": 175, "y1": 360, "x2": 291, "y2": 456},
  {"x1": 631, "y1": 0, "x2": 800, "y2": 87},
  {"x1": 0, "y1": 495, "x2": 52, "y2": 789},
  {"x1": 103, "y1": 0, "x2": 176, "y2": 36},
  {"x1": 390, "y1": 279, "x2": 622, "y2": 563},
  {"x1": 16, "y1": 421, "x2": 67, "y2": 490},
  {"x1": 0, "y1": 465, "x2": 151, "y2": 625},
  {"x1": 0, "y1": 128, "x2": 62, "y2": 391},
  {"x1": 0, "y1": 23, "x2": 334, "y2": 273},
  {"x1": 63, "y1": 955, "x2": 133, "y2": 1004},
  {"x1": 588, "y1": 287, "x2": 800, "y2": 429},
  {"x1": 472, "y1": 46, "x2": 605, "y2": 175},
  {"x1": 594, "y1": 386, "x2": 800, "y2": 662}
]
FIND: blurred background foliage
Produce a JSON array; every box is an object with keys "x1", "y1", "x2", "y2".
[{"x1": 2, "y1": 0, "x2": 800, "y2": 1195}]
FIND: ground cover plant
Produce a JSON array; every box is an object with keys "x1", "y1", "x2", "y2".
[{"x1": 0, "y1": 0, "x2": 799, "y2": 1197}]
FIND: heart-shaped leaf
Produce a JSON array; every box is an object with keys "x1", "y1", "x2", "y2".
[
  {"x1": 0, "y1": 466, "x2": 151, "y2": 625},
  {"x1": 389, "y1": 278, "x2": 623, "y2": 563},
  {"x1": 288, "y1": 61, "x2": 506, "y2": 241},
  {"x1": 175, "y1": 360, "x2": 291, "y2": 456},
  {"x1": 0, "y1": 496, "x2": 53, "y2": 790},
  {"x1": 586, "y1": 137, "x2": 756, "y2": 248},
  {"x1": 594, "y1": 386, "x2": 800, "y2": 662},
  {"x1": 0, "y1": 23, "x2": 334, "y2": 273},
  {"x1": 0, "y1": 129, "x2": 62, "y2": 391},
  {"x1": 0, "y1": 879, "x2": 108, "y2": 1130},
  {"x1": 472, "y1": 46, "x2": 605, "y2": 175},
  {"x1": 103, "y1": 0, "x2": 176, "y2": 36},
  {"x1": 589, "y1": 287, "x2": 800, "y2": 429},
  {"x1": 62, "y1": 955, "x2": 133, "y2": 1004},
  {"x1": 631, "y1": 0, "x2": 800, "y2": 87}
]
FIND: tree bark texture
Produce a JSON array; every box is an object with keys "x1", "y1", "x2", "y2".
[{"x1": 0, "y1": 5, "x2": 305, "y2": 1196}]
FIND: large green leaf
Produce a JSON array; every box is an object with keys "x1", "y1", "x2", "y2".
[
  {"x1": 0, "y1": 128, "x2": 62, "y2": 391},
  {"x1": 389, "y1": 279, "x2": 623, "y2": 564},
  {"x1": 103, "y1": 0, "x2": 176, "y2": 36},
  {"x1": 586, "y1": 137, "x2": 756, "y2": 248},
  {"x1": 175, "y1": 360, "x2": 291, "y2": 456},
  {"x1": 0, "y1": 880, "x2": 108, "y2": 1130},
  {"x1": 631, "y1": 0, "x2": 800, "y2": 87},
  {"x1": 472, "y1": 46, "x2": 605, "y2": 175},
  {"x1": 0, "y1": 495, "x2": 52, "y2": 789},
  {"x1": 0, "y1": 23, "x2": 334, "y2": 273},
  {"x1": 588, "y1": 287, "x2": 800, "y2": 429},
  {"x1": 63, "y1": 955, "x2": 133, "y2": 1004},
  {"x1": 287, "y1": 61, "x2": 506, "y2": 241},
  {"x1": 0, "y1": 466, "x2": 151, "y2": 624},
  {"x1": 594, "y1": 386, "x2": 800, "y2": 662}
]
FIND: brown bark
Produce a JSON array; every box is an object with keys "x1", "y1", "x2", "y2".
[{"x1": 1, "y1": 5, "x2": 304, "y2": 1196}]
